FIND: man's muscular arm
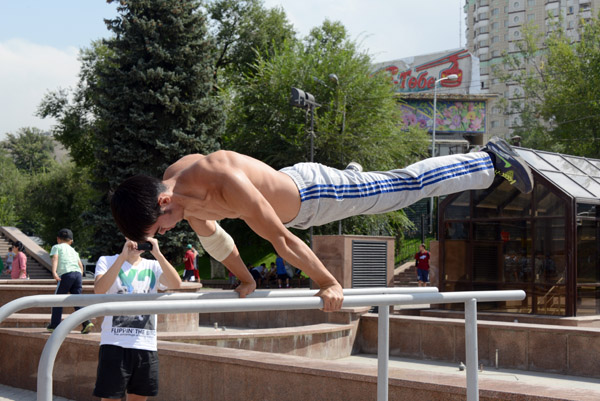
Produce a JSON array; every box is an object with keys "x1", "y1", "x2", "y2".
[
  {"x1": 186, "y1": 217, "x2": 256, "y2": 298},
  {"x1": 221, "y1": 171, "x2": 343, "y2": 312}
]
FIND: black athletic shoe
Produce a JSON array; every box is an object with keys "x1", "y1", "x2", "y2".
[
  {"x1": 481, "y1": 136, "x2": 534, "y2": 193},
  {"x1": 46, "y1": 325, "x2": 55, "y2": 333},
  {"x1": 81, "y1": 321, "x2": 94, "y2": 334}
]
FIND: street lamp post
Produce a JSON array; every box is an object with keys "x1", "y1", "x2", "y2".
[
  {"x1": 314, "y1": 74, "x2": 347, "y2": 235},
  {"x1": 327, "y1": 74, "x2": 347, "y2": 235},
  {"x1": 429, "y1": 74, "x2": 458, "y2": 234},
  {"x1": 291, "y1": 87, "x2": 321, "y2": 247}
]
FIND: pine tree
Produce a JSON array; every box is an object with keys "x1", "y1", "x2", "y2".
[{"x1": 87, "y1": 0, "x2": 224, "y2": 260}]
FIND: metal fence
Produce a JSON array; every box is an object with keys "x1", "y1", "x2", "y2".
[{"x1": 0, "y1": 287, "x2": 525, "y2": 401}]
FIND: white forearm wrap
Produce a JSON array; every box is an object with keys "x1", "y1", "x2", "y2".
[{"x1": 198, "y1": 223, "x2": 234, "y2": 262}]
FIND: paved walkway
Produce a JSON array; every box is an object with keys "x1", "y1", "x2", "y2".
[
  {"x1": 0, "y1": 384, "x2": 73, "y2": 401},
  {"x1": 336, "y1": 354, "x2": 600, "y2": 394}
]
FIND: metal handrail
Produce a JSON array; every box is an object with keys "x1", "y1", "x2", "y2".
[
  {"x1": 34, "y1": 289, "x2": 525, "y2": 401},
  {"x1": 0, "y1": 287, "x2": 439, "y2": 324}
]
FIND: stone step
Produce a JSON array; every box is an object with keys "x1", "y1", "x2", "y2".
[
  {"x1": 0, "y1": 311, "x2": 199, "y2": 333},
  {"x1": 0, "y1": 313, "x2": 101, "y2": 332},
  {"x1": 393, "y1": 262, "x2": 419, "y2": 287},
  {"x1": 160, "y1": 323, "x2": 355, "y2": 359}
]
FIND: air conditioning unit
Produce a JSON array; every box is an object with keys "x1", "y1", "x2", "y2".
[{"x1": 351, "y1": 240, "x2": 388, "y2": 288}]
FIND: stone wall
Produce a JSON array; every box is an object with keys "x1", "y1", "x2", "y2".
[
  {"x1": 162, "y1": 323, "x2": 354, "y2": 360},
  {"x1": 0, "y1": 282, "x2": 95, "y2": 314},
  {"x1": 356, "y1": 314, "x2": 600, "y2": 378},
  {"x1": 0, "y1": 328, "x2": 572, "y2": 401}
]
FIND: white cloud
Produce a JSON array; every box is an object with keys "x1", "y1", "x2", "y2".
[{"x1": 0, "y1": 39, "x2": 80, "y2": 138}]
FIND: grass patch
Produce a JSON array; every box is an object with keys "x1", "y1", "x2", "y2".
[
  {"x1": 395, "y1": 236, "x2": 434, "y2": 265},
  {"x1": 196, "y1": 242, "x2": 277, "y2": 279}
]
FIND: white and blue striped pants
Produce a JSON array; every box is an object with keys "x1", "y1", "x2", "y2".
[{"x1": 280, "y1": 152, "x2": 494, "y2": 229}]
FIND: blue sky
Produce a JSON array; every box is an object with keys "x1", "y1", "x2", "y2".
[
  {"x1": 0, "y1": 0, "x2": 464, "y2": 138},
  {"x1": 0, "y1": 1, "x2": 118, "y2": 51}
]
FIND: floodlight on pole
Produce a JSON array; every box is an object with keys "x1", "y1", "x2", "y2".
[
  {"x1": 429, "y1": 73, "x2": 458, "y2": 234},
  {"x1": 290, "y1": 87, "x2": 319, "y2": 110}
]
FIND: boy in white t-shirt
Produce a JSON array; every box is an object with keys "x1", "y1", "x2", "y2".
[{"x1": 93, "y1": 237, "x2": 181, "y2": 401}]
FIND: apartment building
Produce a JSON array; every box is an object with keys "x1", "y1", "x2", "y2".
[{"x1": 465, "y1": 0, "x2": 600, "y2": 139}]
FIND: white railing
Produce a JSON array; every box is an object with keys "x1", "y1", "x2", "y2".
[
  {"x1": 0, "y1": 288, "x2": 435, "y2": 323},
  {"x1": 0, "y1": 287, "x2": 525, "y2": 401}
]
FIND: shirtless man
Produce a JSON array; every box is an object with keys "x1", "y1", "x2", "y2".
[{"x1": 110, "y1": 136, "x2": 533, "y2": 311}]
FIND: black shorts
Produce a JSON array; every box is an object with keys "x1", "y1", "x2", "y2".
[{"x1": 93, "y1": 344, "x2": 159, "y2": 398}]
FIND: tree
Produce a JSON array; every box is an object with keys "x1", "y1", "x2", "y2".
[
  {"x1": 226, "y1": 20, "x2": 428, "y2": 236},
  {"x1": 0, "y1": 153, "x2": 23, "y2": 226},
  {"x1": 207, "y1": 0, "x2": 296, "y2": 81},
  {"x1": 227, "y1": 20, "x2": 427, "y2": 171},
  {"x1": 84, "y1": 0, "x2": 224, "y2": 260},
  {"x1": 1, "y1": 127, "x2": 55, "y2": 173},
  {"x1": 0, "y1": 130, "x2": 96, "y2": 247},
  {"x1": 495, "y1": 14, "x2": 600, "y2": 157},
  {"x1": 540, "y1": 15, "x2": 600, "y2": 156},
  {"x1": 40, "y1": 0, "x2": 295, "y2": 169},
  {"x1": 18, "y1": 163, "x2": 97, "y2": 252}
]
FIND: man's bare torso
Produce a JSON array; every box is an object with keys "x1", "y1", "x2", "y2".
[{"x1": 163, "y1": 151, "x2": 301, "y2": 224}]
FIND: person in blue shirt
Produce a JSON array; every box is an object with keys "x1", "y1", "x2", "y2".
[{"x1": 275, "y1": 255, "x2": 290, "y2": 288}]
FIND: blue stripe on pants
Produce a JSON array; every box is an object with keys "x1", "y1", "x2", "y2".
[
  {"x1": 282, "y1": 152, "x2": 495, "y2": 229},
  {"x1": 299, "y1": 156, "x2": 493, "y2": 201}
]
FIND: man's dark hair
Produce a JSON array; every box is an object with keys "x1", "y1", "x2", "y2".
[{"x1": 110, "y1": 174, "x2": 166, "y2": 242}]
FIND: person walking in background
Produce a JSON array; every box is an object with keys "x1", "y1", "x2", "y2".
[
  {"x1": 5, "y1": 245, "x2": 15, "y2": 276},
  {"x1": 250, "y1": 263, "x2": 266, "y2": 288},
  {"x1": 182, "y1": 244, "x2": 196, "y2": 282},
  {"x1": 415, "y1": 243, "x2": 431, "y2": 287},
  {"x1": 191, "y1": 244, "x2": 200, "y2": 282},
  {"x1": 275, "y1": 255, "x2": 290, "y2": 288},
  {"x1": 47, "y1": 228, "x2": 94, "y2": 333},
  {"x1": 93, "y1": 237, "x2": 181, "y2": 401},
  {"x1": 266, "y1": 262, "x2": 277, "y2": 288},
  {"x1": 11, "y1": 241, "x2": 27, "y2": 279},
  {"x1": 228, "y1": 270, "x2": 238, "y2": 289},
  {"x1": 284, "y1": 260, "x2": 295, "y2": 285}
]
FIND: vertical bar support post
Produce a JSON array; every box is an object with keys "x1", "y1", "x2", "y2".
[
  {"x1": 377, "y1": 305, "x2": 390, "y2": 401},
  {"x1": 465, "y1": 298, "x2": 479, "y2": 401}
]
